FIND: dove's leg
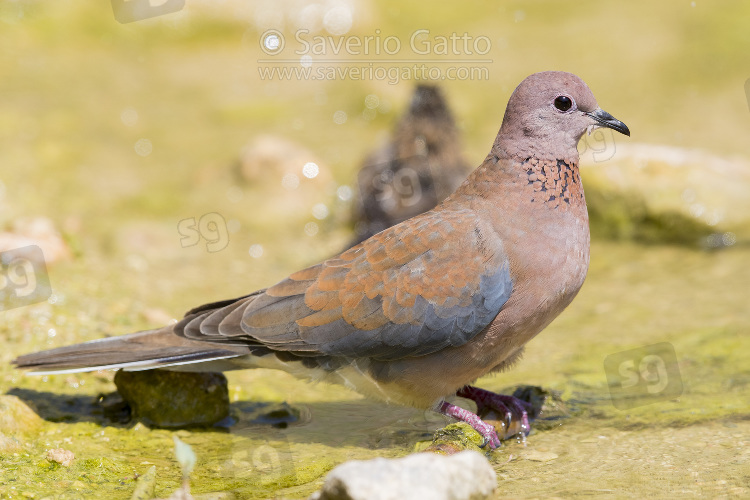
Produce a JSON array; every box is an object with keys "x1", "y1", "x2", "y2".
[
  {"x1": 438, "y1": 401, "x2": 501, "y2": 449},
  {"x1": 457, "y1": 385, "x2": 532, "y2": 437}
]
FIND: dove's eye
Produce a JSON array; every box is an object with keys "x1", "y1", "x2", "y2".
[{"x1": 553, "y1": 95, "x2": 573, "y2": 112}]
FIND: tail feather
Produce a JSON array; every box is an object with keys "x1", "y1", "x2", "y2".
[{"x1": 12, "y1": 328, "x2": 250, "y2": 375}]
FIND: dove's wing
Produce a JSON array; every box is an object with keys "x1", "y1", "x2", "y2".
[{"x1": 178, "y1": 207, "x2": 512, "y2": 361}]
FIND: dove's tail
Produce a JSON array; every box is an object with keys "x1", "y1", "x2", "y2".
[{"x1": 12, "y1": 328, "x2": 249, "y2": 375}]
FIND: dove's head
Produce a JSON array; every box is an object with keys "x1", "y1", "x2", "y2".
[{"x1": 496, "y1": 71, "x2": 629, "y2": 162}]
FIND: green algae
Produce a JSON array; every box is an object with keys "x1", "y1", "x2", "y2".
[
  {"x1": 424, "y1": 423, "x2": 487, "y2": 455},
  {"x1": 586, "y1": 186, "x2": 716, "y2": 246},
  {"x1": 129, "y1": 465, "x2": 156, "y2": 500}
]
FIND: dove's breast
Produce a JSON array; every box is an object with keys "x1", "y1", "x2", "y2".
[{"x1": 441, "y1": 155, "x2": 591, "y2": 375}]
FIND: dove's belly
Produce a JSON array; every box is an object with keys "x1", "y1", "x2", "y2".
[
  {"x1": 480, "y1": 200, "x2": 592, "y2": 369},
  {"x1": 229, "y1": 349, "x2": 441, "y2": 407},
  {"x1": 498, "y1": 208, "x2": 591, "y2": 349}
]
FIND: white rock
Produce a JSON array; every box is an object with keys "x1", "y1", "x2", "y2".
[{"x1": 309, "y1": 450, "x2": 496, "y2": 500}]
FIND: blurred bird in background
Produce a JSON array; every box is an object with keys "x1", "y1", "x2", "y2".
[{"x1": 351, "y1": 84, "x2": 470, "y2": 245}]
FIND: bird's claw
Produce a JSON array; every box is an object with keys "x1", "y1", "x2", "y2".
[
  {"x1": 470, "y1": 415, "x2": 502, "y2": 449},
  {"x1": 438, "y1": 401, "x2": 501, "y2": 450},
  {"x1": 477, "y1": 429, "x2": 502, "y2": 450},
  {"x1": 494, "y1": 397, "x2": 532, "y2": 436},
  {"x1": 457, "y1": 386, "x2": 534, "y2": 439}
]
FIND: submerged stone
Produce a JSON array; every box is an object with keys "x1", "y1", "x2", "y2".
[
  {"x1": 249, "y1": 402, "x2": 300, "y2": 428},
  {"x1": 510, "y1": 385, "x2": 572, "y2": 432},
  {"x1": 114, "y1": 370, "x2": 229, "y2": 428}
]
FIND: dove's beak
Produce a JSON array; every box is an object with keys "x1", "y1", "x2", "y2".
[{"x1": 586, "y1": 108, "x2": 630, "y2": 137}]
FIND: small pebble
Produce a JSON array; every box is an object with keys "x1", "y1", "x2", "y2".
[{"x1": 46, "y1": 448, "x2": 74, "y2": 467}]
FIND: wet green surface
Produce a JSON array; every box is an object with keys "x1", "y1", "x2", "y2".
[
  {"x1": 2, "y1": 242, "x2": 748, "y2": 499},
  {"x1": 1, "y1": 1, "x2": 749, "y2": 498}
]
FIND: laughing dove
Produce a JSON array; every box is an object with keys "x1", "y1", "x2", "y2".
[
  {"x1": 14, "y1": 71, "x2": 630, "y2": 448},
  {"x1": 353, "y1": 84, "x2": 469, "y2": 244}
]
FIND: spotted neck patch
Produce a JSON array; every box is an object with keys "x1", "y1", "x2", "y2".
[{"x1": 523, "y1": 157, "x2": 583, "y2": 209}]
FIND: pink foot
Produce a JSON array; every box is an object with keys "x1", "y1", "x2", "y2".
[
  {"x1": 439, "y1": 401, "x2": 501, "y2": 449},
  {"x1": 456, "y1": 386, "x2": 532, "y2": 437}
]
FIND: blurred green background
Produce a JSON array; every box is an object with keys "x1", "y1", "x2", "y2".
[{"x1": 0, "y1": 1, "x2": 749, "y2": 498}]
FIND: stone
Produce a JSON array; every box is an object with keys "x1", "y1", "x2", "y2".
[
  {"x1": 46, "y1": 448, "x2": 74, "y2": 467},
  {"x1": 114, "y1": 370, "x2": 229, "y2": 428},
  {"x1": 423, "y1": 423, "x2": 486, "y2": 455},
  {"x1": 309, "y1": 450, "x2": 496, "y2": 500},
  {"x1": 0, "y1": 395, "x2": 43, "y2": 434},
  {"x1": 581, "y1": 143, "x2": 750, "y2": 246}
]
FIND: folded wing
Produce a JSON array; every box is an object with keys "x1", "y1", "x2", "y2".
[{"x1": 178, "y1": 208, "x2": 513, "y2": 361}]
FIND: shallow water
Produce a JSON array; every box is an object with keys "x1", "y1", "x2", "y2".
[{"x1": 1, "y1": 242, "x2": 748, "y2": 498}]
